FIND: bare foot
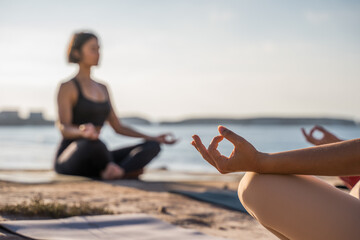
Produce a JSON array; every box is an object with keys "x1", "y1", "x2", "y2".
[
  {"x1": 123, "y1": 168, "x2": 144, "y2": 179},
  {"x1": 100, "y1": 162, "x2": 125, "y2": 180}
]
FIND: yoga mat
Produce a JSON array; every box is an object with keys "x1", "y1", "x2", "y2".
[
  {"x1": 0, "y1": 170, "x2": 90, "y2": 184},
  {"x1": 0, "y1": 214, "x2": 225, "y2": 240},
  {"x1": 170, "y1": 189, "x2": 249, "y2": 214}
]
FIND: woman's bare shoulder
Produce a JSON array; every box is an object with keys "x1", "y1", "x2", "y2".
[
  {"x1": 57, "y1": 77, "x2": 76, "y2": 90},
  {"x1": 56, "y1": 78, "x2": 77, "y2": 101}
]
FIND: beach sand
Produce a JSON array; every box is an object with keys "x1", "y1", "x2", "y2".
[{"x1": 0, "y1": 170, "x2": 347, "y2": 239}]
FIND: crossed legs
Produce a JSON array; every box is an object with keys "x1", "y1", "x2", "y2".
[
  {"x1": 238, "y1": 172, "x2": 360, "y2": 240},
  {"x1": 55, "y1": 139, "x2": 161, "y2": 178}
]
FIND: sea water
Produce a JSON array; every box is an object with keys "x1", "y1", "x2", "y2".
[{"x1": 1, "y1": 124, "x2": 359, "y2": 172}]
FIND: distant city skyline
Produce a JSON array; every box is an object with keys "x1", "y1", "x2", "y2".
[{"x1": 1, "y1": 0, "x2": 359, "y2": 122}]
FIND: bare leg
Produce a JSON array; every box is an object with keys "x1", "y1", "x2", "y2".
[
  {"x1": 349, "y1": 180, "x2": 360, "y2": 199},
  {"x1": 238, "y1": 172, "x2": 360, "y2": 240}
]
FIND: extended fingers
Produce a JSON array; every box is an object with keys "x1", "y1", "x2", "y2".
[
  {"x1": 309, "y1": 126, "x2": 317, "y2": 136},
  {"x1": 208, "y1": 135, "x2": 223, "y2": 148},
  {"x1": 191, "y1": 135, "x2": 210, "y2": 158},
  {"x1": 191, "y1": 140, "x2": 199, "y2": 151},
  {"x1": 208, "y1": 135, "x2": 224, "y2": 156},
  {"x1": 301, "y1": 127, "x2": 307, "y2": 135},
  {"x1": 218, "y1": 125, "x2": 245, "y2": 146},
  {"x1": 191, "y1": 135, "x2": 217, "y2": 168},
  {"x1": 301, "y1": 128, "x2": 311, "y2": 139}
]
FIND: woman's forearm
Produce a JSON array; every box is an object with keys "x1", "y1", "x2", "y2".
[
  {"x1": 259, "y1": 138, "x2": 360, "y2": 176},
  {"x1": 116, "y1": 125, "x2": 153, "y2": 140},
  {"x1": 57, "y1": 122, "x2": 83, "y2": 139}
]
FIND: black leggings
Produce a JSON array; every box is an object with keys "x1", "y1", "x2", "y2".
[{"x1": 54, "y1": 138, "x2": 161, "y2": 179}]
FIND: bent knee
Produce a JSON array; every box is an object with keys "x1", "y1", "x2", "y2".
[
  {"x1": 238, "y1": 172, "x2": 302, "y2": 224},
  {"x1": 237, "y1": 172, "x2": 278, "y2": 223},
  {"x1": 145, "y1": 140, "x2": 161, "y2": 154},
  {"x1": 238, "y1": 172, "x2": 282, "y2": 213},
  {"x1": 238, "y1": 172, "x2": 262, "y2": 207}
]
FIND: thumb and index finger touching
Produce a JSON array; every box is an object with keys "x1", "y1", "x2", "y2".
[
  {"x1": 191, "y1": 125, "x2": 243, "y2": 156},
  {"x1": 218, "y1": 125, "x2": 244, "y2": 146},
  {"x1": 302, "y1": 125, "x2": 327, "y2": 137}
]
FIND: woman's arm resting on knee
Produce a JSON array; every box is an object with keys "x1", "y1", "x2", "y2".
[
  {"x1": 262, "y1": 138, "x2": 360, "y2": 176},
  {"x1": 191, "y1": 125, "x2": 360, "y2": 176},
  {"x1": 107, "y1": 110, "x2": 177, "y2": 144},
  {"x1": 104, "y1": 85, "x2": 177, "y2": 144}
]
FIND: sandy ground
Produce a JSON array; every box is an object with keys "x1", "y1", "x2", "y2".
[{"x1": 0, "y1": 170, "x2": 348, "y2": 240}]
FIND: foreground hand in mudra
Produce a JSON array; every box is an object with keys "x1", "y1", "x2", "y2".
[
  {"x1": 191, "y1": 125, "x2": 263, "y2": 174},
  {"x1": 192, "y1": 125, "x2": 360, "y2": 240},
  {"x1": 192, "y1": 124, "x2": 360, "y2": 177}
]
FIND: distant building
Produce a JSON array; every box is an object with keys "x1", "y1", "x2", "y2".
[
  {"x1": 0, "y1": 110, "x2": 23, "y2": 125},
  {"x1": 27, "y1": 111, "x2": 53, "y2": 125},
  {"x1": 29, "y1": 112, "x2": 44, "y2": 121},
  {"x1": 0, "y1": 110, "x2": 54, "y2": 126}
]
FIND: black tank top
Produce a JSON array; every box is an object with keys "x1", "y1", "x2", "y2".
[{"x1": 71, "y1": 77, "x2": 111, "y2": 127}]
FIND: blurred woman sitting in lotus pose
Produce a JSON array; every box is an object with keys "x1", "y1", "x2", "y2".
[
  {"x1": 192, "y1": 125, "x2": 360, "y2": 239},
  {"x1": 54, "y1": 31, "x2": 176, "y2": 180}
]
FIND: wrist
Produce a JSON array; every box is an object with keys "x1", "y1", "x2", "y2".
[
  {"x1": 336, "y1": 137, "x2": 343, "y2": 142},
  {"x1": 255, "y1": 152, "x2": 271, "y2": 173},
  {"x1": 78, "y1": 125, "x2": 86, "y2": 138},
  {"x1": 145, "y1": 135, "x2": 156, "y2": 141}
]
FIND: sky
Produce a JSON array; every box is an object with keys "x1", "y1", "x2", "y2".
[{"x1": 0, "y1": 0, "x2": 359, "y2": 122}]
